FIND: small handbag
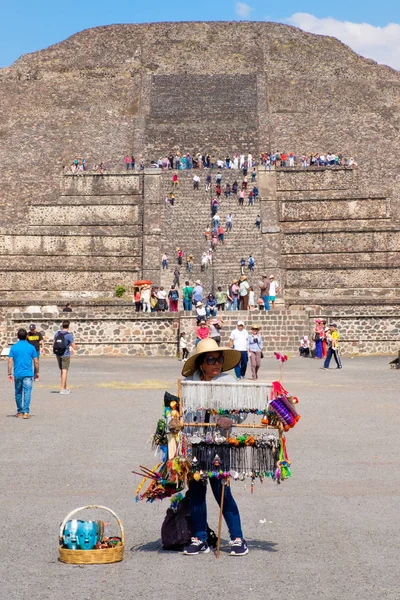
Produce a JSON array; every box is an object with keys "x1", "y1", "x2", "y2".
[{"x1": 255, "y1": 337, "x2": 264, "y2": 358}]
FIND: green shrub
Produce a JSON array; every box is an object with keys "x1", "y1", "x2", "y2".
[{"x1": 115, "y1": 285, "x2": 126, "y2": 298}]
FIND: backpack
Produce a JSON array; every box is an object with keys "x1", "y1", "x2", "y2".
[
  {"x1": 53, "y1": 331, "x2": 68, "y2": 356},
  {"x1": 171, "y1": 290, "x2": 179, "y2": 301},
  {"x1": 161, "y1": 493, "x2": 217, "y2": 551}
]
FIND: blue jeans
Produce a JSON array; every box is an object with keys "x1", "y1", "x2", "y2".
[
  {"x1": 232, "y1": 296, "x2": 238, "y2": 310},
  {"x1": 324, "y1": 347, "x2": 342, "y2": 369},
  {"x1": 206, "y1": 307, "x2": 217, "y2": 318},
  {"x1": 234, "y1": 351, "x2": 248, "y2": 379},
  {"x1": 189, "y1": 478, "x2": 243, "y2": 542},
  {"x1": 262, "y1": 294, "x2": 270, "y2": 310},
  {"x1": 183, "y1": 299, "x2": 192, "y2": 311},
  {"x1": 14, "y1": 377, "x2": 33, "y2": 414}
]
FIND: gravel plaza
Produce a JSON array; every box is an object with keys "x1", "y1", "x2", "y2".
[{"x1": 1, "y1": 354, "x2": 399, "y2": 600}]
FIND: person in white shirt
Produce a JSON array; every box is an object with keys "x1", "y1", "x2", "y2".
[
  {"x1": 229, "y1": 320, "x2": 249, "y2": 380},
  {"x1": 156, "y1": 287, "x2": 167, "y2": 311},
  {"x1": 193, "y1": 174, "x2": 200, "y2": 189},
  {"x1": 140, "y1": 285, "x2": 151, "y2": 312},
  {"x1": 195, "y1": 302, "x2": 207, "y2": 324},
  {"x1": 268, "y1": 275, "x2": 280, "y2": 309}
]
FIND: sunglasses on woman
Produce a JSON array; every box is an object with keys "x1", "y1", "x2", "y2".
[{"x1": 203, "y1": 356, "x2": 224, "y2": 365}]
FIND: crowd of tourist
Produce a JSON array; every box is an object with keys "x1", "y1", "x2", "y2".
[
  {"x1": 259, "y1": 151, "x2": 357, "y2": 169},
  {"x1": 132, "y1": 273, "x2": 280, "y2": 315},
  {"x1": 63, "y1": 150, "x2": 357, "y2": 174}
]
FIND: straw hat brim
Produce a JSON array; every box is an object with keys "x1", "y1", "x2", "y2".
[{"x1": 181, "y1": 338, "x2": 241, "y2": 377}]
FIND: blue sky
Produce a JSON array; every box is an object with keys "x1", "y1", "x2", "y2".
[{"x1": 1, "y1": 1, "x2": 399, "y2": 69}]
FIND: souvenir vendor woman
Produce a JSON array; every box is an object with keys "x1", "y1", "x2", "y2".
[{"x1": 181, "y1": 338, "x2": 249, "y2": 556}]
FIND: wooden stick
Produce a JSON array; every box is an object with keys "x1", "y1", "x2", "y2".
[
  {"x1": 183, "y1": 422, "x2": 280, "y2": 429},
  {"x1": 216, "y1": 477, "x2": 227, "y2": 559},
  {"x1": 177, "y1": 378, "x2": 182, "y2": 416}
]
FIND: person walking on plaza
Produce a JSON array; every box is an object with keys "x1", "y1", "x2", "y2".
[
  {"x1": 229, "y1": 320, "x2": 249, "y2": 380},
  {"x1": 180, "y1": 332, "x2": 189, "y2": 361},
  {"x1": 322, "y1": 324, "x2": 342, "y2": 370},
  {"x1": 8, "y1": 328, "x2": 39, "y2": 418},
  {"x1": 258, "y1": 273, "x2": 270, "y2": 311},
  {"x1": 26, "y1": 323, "x2": 45, "y2": 380},
  {"x1": 53, "y1": 320, "x2": 76, "y2": 395},
  {"x1": 248, "y1": 324, "x2": 263, "y2": 380}
]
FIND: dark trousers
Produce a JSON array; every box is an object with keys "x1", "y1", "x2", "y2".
[
  {"x1": 234, "y1": 351, "x2": 248, "y2": 379},
  {"x1": 188, "y1": 478, "x2": 243, "y2": 542},
  {"x1": 324, "y1": 347, "x2": 342, "y2": 368}
]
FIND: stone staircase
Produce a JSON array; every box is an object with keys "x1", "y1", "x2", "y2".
[{"x1": 158, "y1": 169, "x2": 267, "y2": 296}]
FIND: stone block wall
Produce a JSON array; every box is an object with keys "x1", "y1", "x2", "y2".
[
  {"x1": 3, "y1": 311, "x2": 179, "y2": 357},
  {"x1": 1, "y1": 306, "x2": 398, "y2": 357},
  {"x1": 307, "y1": 308, "x2": 400, "y2": 355},
  {"x1": 277, "y1": 168, "x2": 399, "y2": 306},
  {"x1": 146, "y1": 74, "x2": 259, "y2": 156},
  {"x1": 0, "y1": 173, "x2": 143, "y2": 299}
]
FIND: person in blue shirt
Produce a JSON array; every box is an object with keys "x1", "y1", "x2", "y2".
[
  {"x1": 8, "y1": 328, "x2": 39, "y2": 418},
  {"x1": 53, "y1": 320, "x2": 77, "y2": 395}
]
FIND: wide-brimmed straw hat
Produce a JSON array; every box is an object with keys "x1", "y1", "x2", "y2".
[
  {"x1": 181, "y1": 338, "x2": 241, "y2": 377},
  {"x1": 251, "y1": 324, "x2": 261, "y2": 330}
]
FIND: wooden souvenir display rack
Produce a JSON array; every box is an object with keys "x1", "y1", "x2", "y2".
[{"x1": 177, "y1": 379, "x2": 282, "y2": 557}]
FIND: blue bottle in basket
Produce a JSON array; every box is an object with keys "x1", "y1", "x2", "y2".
[
  {"x1": 76, "y1": 521, "x2": 98, "y2": 550},
  {"x1": 63, "y1": 520, "x2": 83, "y2": 550}
]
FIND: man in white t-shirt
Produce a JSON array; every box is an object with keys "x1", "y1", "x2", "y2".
[
  {"x1": 268, "y1": 275, "x2": 280, "y2": 309},
  {"x1": 229, "y1": 320, "x2": 249, "y2": 380}
]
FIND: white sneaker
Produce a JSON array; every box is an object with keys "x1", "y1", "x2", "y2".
[{"x1": 59, "y1": 389, "x2": 71, "y2": 395}]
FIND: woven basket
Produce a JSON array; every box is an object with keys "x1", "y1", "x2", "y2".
[{"x1": 59, "y1": 505, "x2": 124, "y2": 564}]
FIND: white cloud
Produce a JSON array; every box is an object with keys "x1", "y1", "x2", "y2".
[
  {"x1": 236, "y1": 2, "x2": 252, "y2": 19},
  {"x1": 287, "y1": 12, "x2": 400, "y2": 70}
]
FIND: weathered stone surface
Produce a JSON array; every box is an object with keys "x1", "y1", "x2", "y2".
[
  {"x1": 0, "y1": 21, "x2": 399, "y2": 307},
  {"x1": 1, "y1": 306, "x2": 399, "y2": 356},
  {"x1": 281, "y1": 198, "x2": 387, "y2": 222}
]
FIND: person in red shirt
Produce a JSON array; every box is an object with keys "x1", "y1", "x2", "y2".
[
  {"x1": 196, "y1": 321, "x2": 210, "y2": 345},
  {"x1": 215, "y1": 184, "x2": 221, "y2": 198},
  {"x1": 281, "y1": 152, "x2": 288, "y2": 167},
  {"x1": 217, "y1": 225, "x2": 225, "y2": 244},
  {"x1": 172, "y1": 173, "x2": 179, "y2": 188},
  {"x1": 134, "y1": 289, "x2": 142, "y2": 312}
]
